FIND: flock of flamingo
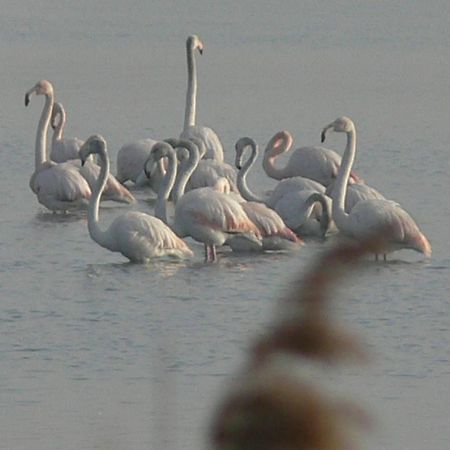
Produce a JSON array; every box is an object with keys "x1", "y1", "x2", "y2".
[{"x1": 25, "y1": 35, "x2": 431, "y2": 263}]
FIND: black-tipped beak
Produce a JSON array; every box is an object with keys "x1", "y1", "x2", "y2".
[
  {"x1": 81, "y1": 159, "x2": 86, "y2": 167},
  {"x1": 236, "y1": 164, "x2": 242, "y2": 170},
  {"x1": 321, "y1": 130, "x2": 326, "y2": 143},
  {"x1": 25, "y1": 94, "x2": 30, "y2": 107},
  {"x1": 199, "y1": 47, "x2": 203, "y2": 55}
]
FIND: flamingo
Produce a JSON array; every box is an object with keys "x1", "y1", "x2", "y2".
[
  {"x1": 50, "y1": 101, "x2": 84, "y2": 162},
  {"x1": 179, "y1": 35, "x2": 224, "y2": 162},
  {"x1": 272, "y1": 190, "x2": 333, "y2": 239},
  {"x1": 321, "y1": 116, "x2": 431, "y2": 259},
  {"x1": 78, "y1": 135, "x2": 193, "y2": 262},
  {"x1": 116, "y1": 138, "x2": 167, "y2": 192},
  {"x1": 234, "y1": 137, "x2": 330, "y2": 238},
  {"x1": 30, "y1": 85, "x2": 136, "y2": 206},
  {"x1": 25, "y1": 80, "x2": 91, "y2": 212},
  {"x1": 262, "y1": 130, "x2": 362, "y2": 187},
  {"x1": 149, "y1": 139, "x2": 261, "y2": 262},
  {"x1": 235, "y1": 137, "x2": 325, "y2": 208}
]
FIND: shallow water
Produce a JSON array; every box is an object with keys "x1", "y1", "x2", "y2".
[{"x1": 1, "y1": 1, "x2": 450, "y2": 449}]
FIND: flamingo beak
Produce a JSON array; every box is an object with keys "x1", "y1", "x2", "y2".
[
  {"x1": 25, "y1": 93, "x2": 30, "y2": 107},
  {"x1": 321, "y1": 126, "x2": 331, "y2": 143}
]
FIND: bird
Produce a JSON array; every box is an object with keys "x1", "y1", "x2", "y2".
[
  {"x1": 150, "y1": 139, "x2": 262, "y2": 262},
  {"x1": 182, "y1": 137, "x2": 239, "y2": 193},
  {"x1": 235, "y1": 137, "x2": 325, "y2": 208},
  {"x1": 25, "y1": 80, "x2": 91, "y2": 212},
  {"x1": 321, "y1": 116, "x2": 431, "y2": 259},
  {"x1": 116, "y1": 138, "x2": 167, "y2": 192},
  {"x1": 262, "y1": 130, "x2": 362, "y2": 187},
  {"x1": 234, "y1": 137, "x2": 330, "y2": 238},
  {"x1": 179, "y1": 34, "x2": 224, "y2": 162},
  {"x1": 79, "y1": 135, "x2": 193, "y2": 263},
  {"x1": 50, "y1": 101, "x2": 84, "y2": 163},
  {"x1": 272, "y1": 190, "x2": 333, "y2": 239},
  {"x1": 49, "y1": 100, "x2": 135, "y2": 204}
]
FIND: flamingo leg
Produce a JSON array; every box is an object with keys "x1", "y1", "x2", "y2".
[
  {"x1": 204, "y1": 244, "x2": 209, "y2": 262},
  {"x1": 211, "y1": 245, "x2": 217, "y2": 262}
]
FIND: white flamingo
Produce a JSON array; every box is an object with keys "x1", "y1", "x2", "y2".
[
  {"x1": 48, "y1": 99, "x2": 135, "y2": 204},
  {"x1": 179, "y1": 35, "x2": 224, "y2": 162},
  {"x1": 272, "y1": 190, "x2": 333, "y2": 238},
  {"x1": 25, "y1": 80, "x2": 91, "y2": 212},
  {"x1": 262, "y1": 130, "x2": 362, "y2": 187},
  {"x1": 321, "y1": 116, "x2": 431, "y2": 259},
  {"x1": 50, "y1": 101, "x2": 84, "y2": 162},
  {"x1": 235, "y1": 137, "x2": 325, "y2": 208},
  {"x1": 79, "y1": 135, "x2": 193, "y2": 262},
  {"x1": 220, "y1": 180, "x2": 302, "y2": 251},
  {"x1": 116, "y1": 138, "x2": 167, "y2": 192},
  {"x1": 150, "y1": 139, "x2": 261, "y2": 262},
  {"x1": 235, "y1": 137, "x2": 331, "y2": 237}
]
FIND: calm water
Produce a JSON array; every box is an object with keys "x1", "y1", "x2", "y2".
[{"x1": 1, "y1": 1, "x2": 450, "y2": 449}]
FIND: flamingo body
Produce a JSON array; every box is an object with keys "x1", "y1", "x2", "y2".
[
  {"x1": 322, "y1": 116, "x2": 431, "y2": 258},
  {"x1": 80, "y1": 135, "x2": 193, "y2": 263}
]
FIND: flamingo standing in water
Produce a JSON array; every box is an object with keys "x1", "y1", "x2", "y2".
[
  {"x1": 25, "y1": 80, "x2": 91, "y2": 212},
  {"x1": 148, "y1": 139, "x2": 261, "y2": 262},
  {"x1": 263, "y1": 130, "x2": 362, "y2": 187},
  {"x1": 79, "y1": 135, "x2": 193, "y2": 262},
  {"x1": 321, "y1": 116, "x2": 431, "y2": 259},
  {"x1": 235, "y1": 137, "x2": 332, "y2": 238},
  {"x1": 49, "y1": 101, "x2": 136, "y2": 204},
  {"x1": 179, "y1": 35, "x2": 224, "y2": 162}
]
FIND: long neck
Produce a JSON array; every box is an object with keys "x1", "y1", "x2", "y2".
[
  {"x1": 262, "y1": 133, "x2": 291, "y2": 180},
  {"x1": 184, "y1": 42, "x2": 197, "y2": 130},
  {"x1": 331, "y1": 129, "x2": 356, "y2": 232},
  {"x1": 87, "y1": 148, "x2": 113, "y2": 250},
  {"x1": 306, "y1": 193, "x2": 331, "y2": 237},
  {"x1": 237, "y1": 143, "x2": 265, "y2": 203},
  {"x1": 53, "y1": 107, "x2": 65, "y2": 143},
  {"x1": 172, "y1": 141, "x2": 200, "y2": 204},
  {"x1": 35, "y1": 91, "x2": 53, "y2": 169},
  {"x1": 154, "y1": 151, "x2": 177, "y2": 224}
]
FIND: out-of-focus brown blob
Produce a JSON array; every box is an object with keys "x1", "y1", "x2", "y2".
[{"x1": 209, "y1": 229, "x2": 388, "y2": 450}]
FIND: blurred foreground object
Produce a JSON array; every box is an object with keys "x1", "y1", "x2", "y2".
[{"x1": 209, "y1": 229, "x2": 390, "y2": 450}]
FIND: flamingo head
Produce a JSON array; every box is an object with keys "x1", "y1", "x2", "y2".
[
  {"x1": 79, "y1": 134, "x2": 107, "y2": 166},
  {"x1": 235, "y1": 137, "x2": 256, "y2": 170},
  {"x1": 145, "y1": 141, "x2": 174, "y2": 179},
  {"x1": 25, "y1": 80, "x2": 54, "y2": 106},
  {"x1": 321, "y1": 116, "x2": 355, "y2": 142},
  {"x1": 187, "y1": 34, "x2": 204, "y2": 54},
  {"x1": 264, "y1": 130, "x2": 293, "y2": 157}
]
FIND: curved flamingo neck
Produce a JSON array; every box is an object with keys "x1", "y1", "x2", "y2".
[
  {"x1": 237, "y1": 141, "x2": 265, "y2": 203},
  {"x1": 184, "y1": 41, "x2": 197, "y2": 130},
  {"x1": 305, "y1": 193, "x2": 331, "y2": 236},
  {"x1": 262, "y1": 131, "x2": 293, "y2": 180},
  {"x1": 154, "y1": 148, "x2": 177, "y2": 224},
  {"x1": 87, "y1": 147, "x2": 114, "y2": 250},
  {"x1": 331, "y1": 128, "x2": 356, "y2": 232},
  {"x1": 172, "y1": 140, "x2": 200, "y2": 204},
  {"x1": 52, "y1": 105, "x2": 66, "y2": 143},
  {"x1": 35, "y1": 91, "x2": 53, "y2": 169}
]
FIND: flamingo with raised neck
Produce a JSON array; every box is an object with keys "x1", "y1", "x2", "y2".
[
  {"x1": 79, "y1": 135, "x2": 193, "y2": 262},
  {"x1": 180, "y1": 34, "x2": 224, "y2": 162},
  {"x1": 321, "y1": 116, "x2": 431, "y2": 259}
]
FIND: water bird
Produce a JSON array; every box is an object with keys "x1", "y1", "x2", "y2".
[
  {"x1": 179, "y1": 35, "x2": 224, "y2": 162},
  {"x1": 321, "y1": 116, "x2": 431, "y2": 259},
  {"x1": 79, "y1": 135, "x2": 193, "y2": 262}
]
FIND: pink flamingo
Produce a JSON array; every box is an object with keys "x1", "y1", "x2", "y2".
[{"x1": 321, "y1": 116, "x2": 431, "y2": 260}]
